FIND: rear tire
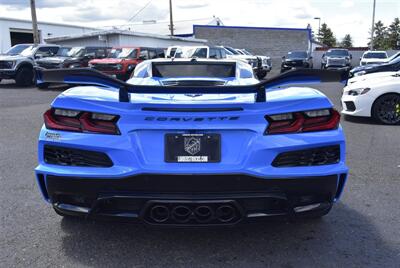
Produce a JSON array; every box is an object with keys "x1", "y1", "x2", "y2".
[
  {"x1": 371, "y1": 93, "x2": 400, "y2": 125},
  {"x1": 256, "y1": 70, "x2": 267, "y2": 80},
  {"x1": 15, "y1": 66, "x2": 34, "y2": 86}
]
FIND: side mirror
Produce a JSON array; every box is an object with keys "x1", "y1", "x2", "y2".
[
  {"x1": 139, "y1": 55, "x2": 147, "y2": 60},
  {"x1": 309, "y1": 56, "x2": 313, "y2": 59},
  {"x1": 359, "y1": 57, "x2": 362, "y2": 61},
  {"x1": 282, "y1": 56, "x2": 286, "y2": 60},
  {"x1": 350, "y1": 54, "x2": 353, "y2": 59},
  {"x1": 35, "y1": 54, "x2": 44, "y2": 59},
  {"x1": 322, "y1": 53, "x2": 325, "y2": 58}
]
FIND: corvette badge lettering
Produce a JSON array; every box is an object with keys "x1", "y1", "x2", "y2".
[{"x1": 145, "y1": 116, "x2": 239, "y2": 122}]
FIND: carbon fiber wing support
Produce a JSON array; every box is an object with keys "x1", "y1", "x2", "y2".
[{"x1": 36, "y1": 67, "x2": 348, "y2": 103}]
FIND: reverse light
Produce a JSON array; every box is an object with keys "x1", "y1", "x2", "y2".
[
  {"x1": 44, "y1": 108, "x2": 120, "y2": 135},
  {"x1": 265, "y1": 109, "x2": 340, "y2": 134}
]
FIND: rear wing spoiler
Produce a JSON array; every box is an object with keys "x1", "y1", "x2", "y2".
[{"x1": 36, "y1": 67, "x2": 348, "y2": 103}]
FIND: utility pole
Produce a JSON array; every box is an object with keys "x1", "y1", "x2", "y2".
[
  {"x1": 370, "y1": 0, "x2": 376, "y2": 50},
  {"x1": 314, "y1": 17, "x2": 321, "y2": 41},
  {"x1": 169, "y1": 0, "x2": 174, "y2": 36},
  {"x1": 30, "y1": 0, "x2": 40, "y2": 44}
]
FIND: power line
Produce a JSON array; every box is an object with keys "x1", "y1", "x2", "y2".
[
  {"x1": 101, "y1": 17, "x2": 213, "y2": 29},
  {"x1": 127, "y1": 0, "x2": 153, "y2": 23}
]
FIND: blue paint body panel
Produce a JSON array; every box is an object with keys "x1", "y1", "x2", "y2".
[{"x1": 34, "y1": 68, "x2": 348, "y2": 223}]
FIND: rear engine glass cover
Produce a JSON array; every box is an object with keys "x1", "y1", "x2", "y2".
[{"x1": 152, "y1": 62, "x2": 236, "y2": 78}]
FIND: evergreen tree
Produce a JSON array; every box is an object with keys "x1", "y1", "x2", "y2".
[
  {"x1": 341, "y1": 34, "x2": 353, "y2": 48},
  {"x1": 387, "y1": 18, "x2": 400, "y2": 49},
  {"x1": 371, "y1": 20, "x2": 389, "y2": 50},
  {"x1": 318, "y1": 23, "x2": 336, "y2": 47}
]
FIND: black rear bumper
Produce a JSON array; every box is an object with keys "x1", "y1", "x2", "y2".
[{"x1": 42, "y1": 174, "x2": 345, "y2": 226}]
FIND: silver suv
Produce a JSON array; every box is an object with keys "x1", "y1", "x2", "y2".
[
  {"x1": 321, "y1": 48, "x2": 352, "y2": 71},
  {"x1": 0, "y1": 44, "x2": 59, "y2": 86}
]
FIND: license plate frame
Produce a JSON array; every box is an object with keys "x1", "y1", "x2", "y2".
[{"x1": 164, "y1": 133, "x2": 221, "y2": 163}]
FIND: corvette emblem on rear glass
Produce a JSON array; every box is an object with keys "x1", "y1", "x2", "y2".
[
  {"x1": 184, "y1": 137, "x2": 201, "y2": 155},
  {"x1": 185, "y1": 94, "x2": 202, "y2": 98}
]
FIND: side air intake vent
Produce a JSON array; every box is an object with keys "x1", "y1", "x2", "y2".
[
  {"x1": 272, "y1": 145, "x2": 340, "y2": 167},
  {"x1": 44, "y1": 145, "x2": 113, "y2": 167}
]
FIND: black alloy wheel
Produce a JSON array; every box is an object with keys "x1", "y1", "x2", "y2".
[{"x1": 372, "y1": 93, "x2": 400, "y2": 125}]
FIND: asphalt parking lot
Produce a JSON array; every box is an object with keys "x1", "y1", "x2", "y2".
[{"x1": 0, "y1": 79, "x2": 399, "y2": 268}]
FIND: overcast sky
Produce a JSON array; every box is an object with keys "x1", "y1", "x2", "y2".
[{"x1": 0, "y1": 0, "x2": 399, "y2": 46}]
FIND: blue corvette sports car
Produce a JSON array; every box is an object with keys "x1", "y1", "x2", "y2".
[{"x1": 35, "y1": 59, "x2": 348, "y2": 226}]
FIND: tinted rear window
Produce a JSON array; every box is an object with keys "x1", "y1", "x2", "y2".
[
  {"x1": 364, "y1": 52, "x2": 387, "y2": 59},
  {"x1": 152, "y1": 63, "x2": 236, "y2": 78},
  {"x1": 287, "y1": 51, "x2": 308, "y2": 58},
  {"x1": 326, "y1": 50, "x2": 349, "y2": 56}
]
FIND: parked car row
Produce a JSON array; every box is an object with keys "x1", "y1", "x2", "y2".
[
  {"x1": 166, "y1": 45, "x2": 272, "y2": 79},
  {"x1": 350, "y1": 51, "x2": 400, "y2": 77},
  {"x1": 0, "y1": 44, "x2": 59, "y2": 86},
  {"x1": 281, "y1": 51, "x2": 313, "y2": 73},
  {"x1": 0, "y1": 43, "x2": 274, "y2": 86},
  {"x1": 281, "y1": 48, "x2": 352, "y2": 73}
]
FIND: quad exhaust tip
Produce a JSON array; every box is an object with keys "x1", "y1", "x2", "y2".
[
  {"x1": 150, "y1": 205, "x2": 170, "y2": 223},
  {"x1": 146, "y1": 203, "x2": 240, "y2": 225}
]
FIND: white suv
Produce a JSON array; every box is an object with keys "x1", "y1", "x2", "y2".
[{"x1": 359, "y1": 51, "x2": 388, "y2": 66}]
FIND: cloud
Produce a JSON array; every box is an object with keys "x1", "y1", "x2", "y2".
[
  {"x1": 340, "y1": 1, "x2": 355, "y2": 8},
  {"x1": 1, "y1": 0, "x2": 76, "y2": 8},
  {"x1": 60, "y1": 1, "x2": 168, "y2": 24},
  {"x1": 1, "y1": 0, "x2": 398, "y2": 46},
  {"x1": 176, "y1": 0, "x2": 208, "y2": 9}
]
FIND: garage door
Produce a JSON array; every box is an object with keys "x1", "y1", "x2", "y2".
[{"x1": 9, "y1": 28, "x2": 40, "y2": 46}]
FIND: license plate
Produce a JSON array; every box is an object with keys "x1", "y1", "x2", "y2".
[{"x1": 165, "y1": 133, "x2": 221, "y2": 163}]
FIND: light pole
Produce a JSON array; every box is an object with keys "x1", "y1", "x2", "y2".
[
  {"x1": 169, "y1": 0, "x2": 174, "y2": 36},
  {"x1": 314, "y1": 17, "x2": 321, "y2": 41},
  {"x1": 370, "y1": 0, "x2": 376, "y2": 50}
]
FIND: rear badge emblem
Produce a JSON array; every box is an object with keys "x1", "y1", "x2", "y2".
[
  {"x1": 185, "y1": 94, "x2": 202, "y2": 98},
  {"x1": 184, "y1": 137, "x2": 201, "y2": 155}
]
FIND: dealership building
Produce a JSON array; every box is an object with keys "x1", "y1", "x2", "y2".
[
  {"x1": 0, "y1": 17, "x2": 96, "y2": 53},
  {"x1": 1, "y1": 16, "x2": 314, "y2": 68},
  {"x1": 44, "y1": 29, "x2": 207, "y2": 48}
]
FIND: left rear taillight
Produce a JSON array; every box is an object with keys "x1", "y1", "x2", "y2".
[
  {"x1": 265, "y1": 108, "x2": 340, "y2": 135},
  {"x1": 44, "y1": 108, "x2": 120, "y2": 135}
]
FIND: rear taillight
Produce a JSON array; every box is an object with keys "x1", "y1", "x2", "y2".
[
  {"x1": 265, "y1": 109, "x2": 340, "y2": 134},
  {"x1": 44, "y1": 108, "x2": 120, "y2": 135}
]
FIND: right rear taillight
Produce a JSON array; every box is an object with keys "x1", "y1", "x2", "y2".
[
  {"x1": 44, "y1": 108, "x2": 120, "y2": 135},
  {"x1": 265, "y1": 108, "x2": 340, "y2": 135}
]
